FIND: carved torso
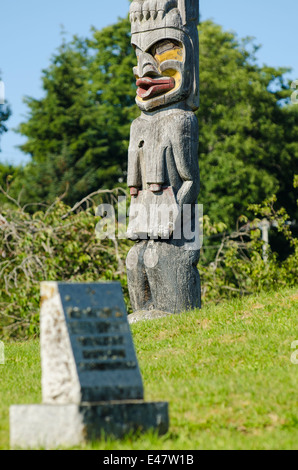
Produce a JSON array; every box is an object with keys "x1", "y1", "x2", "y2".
[{"x1": 128, "y1": 108, "x2": 199, "y2": 201}]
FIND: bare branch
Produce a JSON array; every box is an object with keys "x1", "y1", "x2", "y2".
[{"x1": 61, "y1": 187, "x2": 127, "y2": 220}]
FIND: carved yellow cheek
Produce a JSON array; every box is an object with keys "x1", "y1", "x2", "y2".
[
  {"x1": 155, "y1": 48, "x2": 183, "y2": 91},
  {"x1": 163, "y1": 69, "x2": 181, "y2": 92},
  {"x1": 154, "y1": 48, "x2": 184, "y2": 63}
]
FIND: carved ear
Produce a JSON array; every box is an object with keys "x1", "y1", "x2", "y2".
[{"x1": 178, "y1": 0, "x2": 199, "y2": 25}]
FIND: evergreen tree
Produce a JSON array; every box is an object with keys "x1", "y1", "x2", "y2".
[
  {"x1": 198, "y1": 21, "x2": 298, "y2": 226},
  {"x1": 17, "y1": 19, "x2": 136, "y2": 205}
]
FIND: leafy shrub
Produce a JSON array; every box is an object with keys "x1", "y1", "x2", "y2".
[
  {"x1": 0, "y1": 188, "x2": 132, "y2": 340},
  {"x1": 200, "y1": 193, "x2": 298, "y2": 302}
]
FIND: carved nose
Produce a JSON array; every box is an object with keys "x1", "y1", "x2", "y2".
[{"x1": 135, "y1": 52, "x2": 159, "y2": 78}]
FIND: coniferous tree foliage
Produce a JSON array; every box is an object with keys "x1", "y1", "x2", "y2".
[
  {"x1": 198, "y1": 21, "x2": 298, "y2": 226},
  {"x1": 13, "y1": 18, "x2": 298, "y2": 228},
  {"x1": 17, "y1": 20, "x2": 137, "y2": 204}
]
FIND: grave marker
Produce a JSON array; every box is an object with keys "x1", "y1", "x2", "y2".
[{"x1": 10, "y1": 282, "x2": 169, "y2": 449}]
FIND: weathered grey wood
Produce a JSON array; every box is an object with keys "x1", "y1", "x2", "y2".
[{"x1": 127, "y1": 0, "x2": 201, "y2": 315}]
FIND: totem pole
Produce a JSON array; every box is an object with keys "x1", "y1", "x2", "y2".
[{"x1": 126, "y1": 0, "x2": 201, "y2": 315}]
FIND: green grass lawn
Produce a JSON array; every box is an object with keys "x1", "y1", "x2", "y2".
[{"x1": 1, "y1": 286, "x2": 298, "y2": 450}]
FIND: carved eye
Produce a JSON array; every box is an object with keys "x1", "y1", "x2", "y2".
[{"x1": 150, "y1": 40, "x2": 180, "y2": 57}]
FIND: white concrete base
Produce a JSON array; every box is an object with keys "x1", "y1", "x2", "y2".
[
  {"x1": 10, "y1": 404, "x2": 85, "y2": 449},
  {"x1": 10, "y1": 401, "x2": 169, "y2": 449}
]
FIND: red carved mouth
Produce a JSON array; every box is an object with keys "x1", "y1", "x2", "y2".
[{"x1": 136, "y1": 76, "x2": 175, "y2": 100}]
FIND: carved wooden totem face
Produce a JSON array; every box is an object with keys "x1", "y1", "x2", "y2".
[
  {"x1": 133, "y1": 38, "x2": 184, "y2": 110},
  {"x1": 130, "y1": 0, "x2": 200, "y2": 112}
]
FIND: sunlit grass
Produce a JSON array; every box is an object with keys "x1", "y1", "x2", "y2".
[{"x1": 1, "y1": 287, "x2": 297, "y2": 449}]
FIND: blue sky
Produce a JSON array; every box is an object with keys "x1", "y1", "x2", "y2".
[{"x1": 0, "y1": 0, "x2": 297, "y2": 166}]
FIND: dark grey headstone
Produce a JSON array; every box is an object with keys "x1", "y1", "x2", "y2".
[{"x1": 58, "y1": 282, "x2": 144, "y2": 402}]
